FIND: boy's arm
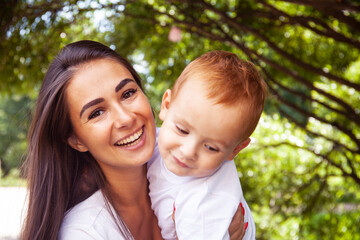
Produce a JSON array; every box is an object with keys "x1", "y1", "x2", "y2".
[
  {"x1": 174, "y1": 190, "x2": 237, "y2": 240},
  {"x1": 172, "y1": 200, "x2": 247, "y2": 240},
  {"x1": 173, "y1": 161, "x2": 255, "y2": 240}
]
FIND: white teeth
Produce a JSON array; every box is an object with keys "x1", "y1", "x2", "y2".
[{"x1": 115, "y1": 128, "x2": 143, "y2": 146}]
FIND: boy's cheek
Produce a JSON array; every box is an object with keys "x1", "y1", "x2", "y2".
[{"x1": 158, "y1": 110, "x2": 166, "y2": 121}]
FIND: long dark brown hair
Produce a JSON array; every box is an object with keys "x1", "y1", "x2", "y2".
[{"x1": 21, "y1": 40, "x2": 144, "y2": 240}]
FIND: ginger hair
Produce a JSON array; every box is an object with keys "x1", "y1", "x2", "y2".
[{"x1": 171, "y1": 50, "x2": 268, "y2": 140}]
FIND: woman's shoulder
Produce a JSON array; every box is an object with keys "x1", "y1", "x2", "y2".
[
  {"x1": 64, "y1": 190, "x2": 105, "y2": 218},
  {"x1": 60, "y1": 190, "x2": 106, "y2": 230},
  {"x1": 59, "y1": 190, "x2": 125, "y2": 239}
]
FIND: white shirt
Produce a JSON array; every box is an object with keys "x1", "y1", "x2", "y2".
[
  {"x1": 147, "y1": 131, "x2": 256, "y2": 240},
  {"x1": 59, "y1": 190, "x2": 130, "y2": 240}
]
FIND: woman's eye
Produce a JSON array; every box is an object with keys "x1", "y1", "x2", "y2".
[
  {"x1": 122, "y1": 88, "x2": 138, "y2": 100},
  {"x1": 176, "y1": 125, "x2": 189, "y2": 135},
  {"x1": 205, "y1": 144, "x2": 219, "y2": 152},
  {"x1": 88, "y1": 109, "x2": 104, "y2": 120}
]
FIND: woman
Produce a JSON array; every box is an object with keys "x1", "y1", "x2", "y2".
[{"x1": 21, "y1": 40, "x2": 245, "y2": 239}]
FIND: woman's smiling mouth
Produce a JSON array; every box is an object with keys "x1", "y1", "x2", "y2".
[{"x1": 115, "y1": 127, "x2": 143, "y2": 147}]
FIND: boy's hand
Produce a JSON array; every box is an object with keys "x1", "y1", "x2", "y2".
[{"x1": 229, "y1": 203, "x2": 247, "y2": 240}]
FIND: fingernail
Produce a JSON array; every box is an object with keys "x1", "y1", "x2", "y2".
[
  {"x1": 240, "y1": 203, "x2": 245, "y2": 215},
  {"x1": 173, "y1": 202, "x2": 176, "y2": 211},
  {"x1": 245, "y1": 222, "x2": 248, "y2": 230}
]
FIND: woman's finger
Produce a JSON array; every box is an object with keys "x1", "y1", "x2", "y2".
[{"x1": 229, "y1": 203, "x2": 246, "y2": 240}]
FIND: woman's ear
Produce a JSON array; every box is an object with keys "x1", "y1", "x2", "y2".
[
  {"x1": 227, "y1": 138, "x2": 251, "y2": 160},
  {"x1": 67, "y1": 135, "x2": 89, "y2": 152},
  {"x1": 159, "y1": 89, "x2": 172, "y2": 121}
]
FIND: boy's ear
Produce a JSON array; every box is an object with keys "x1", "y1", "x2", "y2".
[
  {"x1": 67, "y1": 135, "x2": 89, "y2": 152},
  {"x1": 227, "y1": 138, "x2": 251, "y2": 160},
  {"x1": 159, "y1": 89, "x2": 172, "y2": 121}
]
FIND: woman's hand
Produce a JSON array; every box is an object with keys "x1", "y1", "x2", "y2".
[{"x1": 228, "y1": 203, "x2": 247, "y2": 240}]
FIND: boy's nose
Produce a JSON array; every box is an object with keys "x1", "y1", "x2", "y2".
[{"x1": 180, "y1": 140, "x2": 198, "y2": 161}]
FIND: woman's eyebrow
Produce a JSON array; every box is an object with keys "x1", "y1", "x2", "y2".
[
  {"x1": 80, "y1": 98, "x2": 104, "y2": 117},
  {"x1": 115, "y1": 78, "x2": 134, "y2": 92},
  {"x1": 79, "y1": 78, "x2": 135, "y2": 118}
]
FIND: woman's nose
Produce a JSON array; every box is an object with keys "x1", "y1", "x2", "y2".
[{"x1": 112, "y1": 106, "x2": 135, "y2": 129}]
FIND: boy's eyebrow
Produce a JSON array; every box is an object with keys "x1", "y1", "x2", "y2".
[
  {"x1": 207, "y1": 136, "x2": 228, "y2": 148},
  {"x1": 178, "y1": 117, "x2": 228, "y2": 147},
  {"x1": 115, "y1": 78, "x2": 134, "y2": 92},
  {"x1": 80, "y1": 98, "x2": 104, "y2": 117}
]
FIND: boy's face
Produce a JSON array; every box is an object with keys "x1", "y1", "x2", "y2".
[{"x1": 158, "y1": 78, "x2": 250, "y2": 178}]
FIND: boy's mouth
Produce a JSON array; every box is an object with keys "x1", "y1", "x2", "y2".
[
  {"x1": 173, "y1": 156, "x2": 190, "y2": 168},
  {"x1": 114, "y1": 127, "x2": 143, "y2": 147}
]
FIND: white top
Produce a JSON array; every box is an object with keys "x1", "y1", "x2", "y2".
[
  {"x1": 59, "y1": 190, "x2": 130, "y2": 240},
  {"x1": 147, "y1": 130, "x2": 256, "y2": 240}
]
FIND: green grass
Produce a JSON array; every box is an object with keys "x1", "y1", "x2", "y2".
[{"x1": 0, "y1": 168, "x2": 27, "y2": 187}]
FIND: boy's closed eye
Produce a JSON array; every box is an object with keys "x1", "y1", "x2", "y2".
[
  {"x1": 176, "y1": 125, "x2": 189, "y2": 135},
  {"x1": 204, "y1": 144, "x2": 219, "y2": 152}
]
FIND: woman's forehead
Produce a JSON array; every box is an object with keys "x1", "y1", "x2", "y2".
[{"x1": 66, "y1": 59, "x2": 133, "y2": 105}]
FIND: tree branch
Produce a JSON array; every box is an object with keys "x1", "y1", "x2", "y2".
[
  {"x1": 256, "y1": 0, "x2": 360, "y2": 49},
  {"x1": 261, "y1": 142, "x2": 360, "y2": 185},
  {"x1": 197, "y1": 0, "x2": 360, "y2": 91},
  {"x1": 267, "y1": 72, "x2": 360, "y2": 124},
  {"x1": 157, "y1": 1, "x2": 359, "y2": 119},
  {"x1": 279, "y1": 0, "x2": 360, "y2": 31},
  {"x1": 269, "y1": 83, "x2": 360, "y2": 149},
  {"x1": 278, "y1": 107, "x2": 359, "y2": 154},
  {"x1": 302, "y1": 176, "x2": 327, "y2": 215}
]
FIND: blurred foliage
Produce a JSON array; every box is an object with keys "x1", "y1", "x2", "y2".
[
  {"x1": 237, "y1": 114, "x2": 360, "y2": 239},
  {"x1": 0, "y1": 95, "x2": 32, "y2": 176},
  {"x1": 0, "y1": 0, "x2": 359, "y2": 239},
  {"x1": 0, "y1": 168, "x2": 27, "y2": 187}
]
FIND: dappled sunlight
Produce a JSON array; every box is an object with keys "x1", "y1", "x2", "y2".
[{"x1": 1, "y1": 0, "x2": 359, "y2": 239}]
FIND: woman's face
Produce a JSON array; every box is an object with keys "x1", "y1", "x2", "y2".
[{"x1": 66, "y1": 58, "x2": 156, "y2": 173}]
